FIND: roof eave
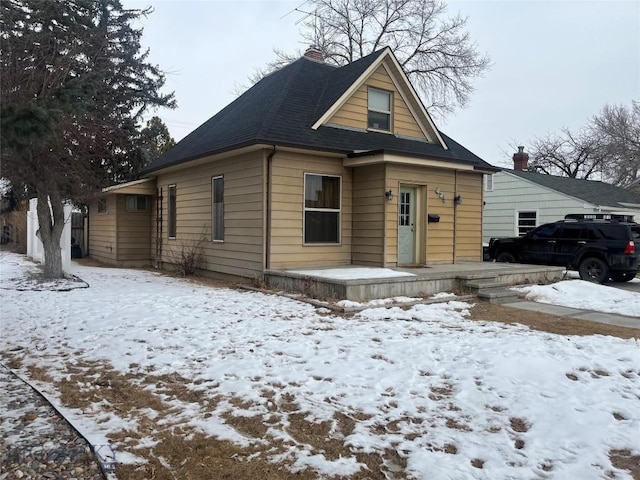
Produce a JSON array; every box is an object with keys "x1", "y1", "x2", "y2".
[
  {"x1": 347, "y1": 148, "x2": 499, "y2": 171},
  {"x1": 142, "y1": 140, "x2": 353, "y2": 176}
]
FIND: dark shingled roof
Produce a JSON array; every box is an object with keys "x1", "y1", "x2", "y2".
[
  {"x1": 144, "y1": 48, "x2": 496, "y2": 174},
  {"x1": 508, "y1": 169, "x2": 640, "y2": 209}
]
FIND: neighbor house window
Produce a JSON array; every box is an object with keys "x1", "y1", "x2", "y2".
[
  {"x1": 304, "y1": 173, "x2": 341, "y2": 244},
  {"x1": 484, "y1": 174, "x2": 494, "y2": 192},
  {"x1": 368, "y1": 87, "x2": 392, "y2": 131},
  {"x1": 517, "y1": 210, "x2": 537, "y2": 236},
  {"x1": 125, "y1": 195, "x2": 148, "y2": 211},
  {"x1": 97, "y1": 198, "x2": 107, "y2": 213},
  {"x1": 168, "y1": 184, "x2": 176, "y2": 238},
  {"x1": 212, "y1": 176, "x2": 224, "y2": 241}
]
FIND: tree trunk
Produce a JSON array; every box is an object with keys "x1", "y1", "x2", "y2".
[{"x1": 36, "y1": 190, "x2": 66, "y2": 279}]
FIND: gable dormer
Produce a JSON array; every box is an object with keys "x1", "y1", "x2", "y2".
[{"x1": 312, "y1": 48, "x2": 447, "y2": 149}]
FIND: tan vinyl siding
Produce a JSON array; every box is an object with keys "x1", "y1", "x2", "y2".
[
  {"x1": 115, "y1": 195, "x2": 152, "y2": 263},
  {"x1": 328, "y1": 65, "x2": 427, "y2": 141},
  {"x1": 385, "y1": 164, "x2": 458, "y2": 265},
  {"x1": 352, "y1": 164, "x2": 386, "y2": 265},
  {"x1": 269, "y1": 151, "x2": 352, "y2": 269},
  {"x1": 454, "y1": 172, "x2": 483, "y2": 261},
  {"x1": 88, "y1": 196, "x2": 117, "y2": 264},
  {"x1": 156, "y1": 151, "x2": 265, "y2": 279}
]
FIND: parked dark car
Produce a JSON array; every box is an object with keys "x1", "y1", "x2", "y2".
[{"x1": 488, "y1": 219, "x2": 639, "y2": 283}]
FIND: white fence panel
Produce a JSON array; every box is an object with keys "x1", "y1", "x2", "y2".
[{"x1": 26, "y1": 198, "x2": 72, "y2": 272}]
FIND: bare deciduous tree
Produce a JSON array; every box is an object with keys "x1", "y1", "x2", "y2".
[
  {"x1": 527, "y1": 128, "x2": 607, "y2": 180},
  {"x1": 526, "y1": 101, "x2": 640, "y2": 186},
  {"x1": 248, "y1": 0, "x2": 491, "y2": 117},
  {"x1": 591, "y1": 101, "x2": 640, "y2": 186}
]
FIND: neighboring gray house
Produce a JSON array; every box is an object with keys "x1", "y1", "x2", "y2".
[{"x1": 483, "y1": 148, "x2": 640, "y2": 243}]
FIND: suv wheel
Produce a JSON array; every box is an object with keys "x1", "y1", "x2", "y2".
[
  {"x1": 578, "y1": 257, "x2": 609, "y2": 283},
  {"x1": 496, "y1": 251, "x2": 516, "y2": 263},
  {"x1": 610, "y1": 272, "x2": 637, "y2": 282}
]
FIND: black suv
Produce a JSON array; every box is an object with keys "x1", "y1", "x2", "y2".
[{"x1": 488, "y1": 220, "x2": 639, "y2": 283}]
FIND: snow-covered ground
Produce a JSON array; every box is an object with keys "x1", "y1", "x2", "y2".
[
  {"x1": 1, "y1": 252, "x2": 639, "y2": 479},
  {"x1": 514, "y1": 277, "x2": 640, "y2": 317}
]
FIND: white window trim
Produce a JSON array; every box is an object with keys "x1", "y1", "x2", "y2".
[
  {"x1": 303, "y1": 172, "x2": 342, "y2": 245},
  {"x1": 515, "y1": 209, "x2": 538, "y2": 236},
  {"x1": 367, "y1": 87, "x2": 392, "y2": 133},
  {"x1": 212, "y1": 175, "x2": 224, "y2": 242}
]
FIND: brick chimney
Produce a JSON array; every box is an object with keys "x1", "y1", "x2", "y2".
[
  {"x1": 513, "y1": 146, "x2": 529, "y2": 171},
  {"x1": 303, "y1": 46, "x2": 324, "y2": 63}
]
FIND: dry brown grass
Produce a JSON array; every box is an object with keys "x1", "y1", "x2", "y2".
[
  {"x1": 468, "y1": 302, "x2": 640, "y2": 339},
  {"x1": 3, "y1": 299, "x2": 639, "y2": 479}
]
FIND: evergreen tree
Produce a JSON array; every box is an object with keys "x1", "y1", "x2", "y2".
[
  {"x1": 120, "y1": 116, "x2": 176, "y2": 182},
  {"x1": 1, "y1": 0, "x2": 175, "y2": 278}
]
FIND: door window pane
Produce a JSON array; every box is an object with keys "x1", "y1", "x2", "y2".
[{"x1": 399, "y1": 192, "x2": 411, "y2": 226}]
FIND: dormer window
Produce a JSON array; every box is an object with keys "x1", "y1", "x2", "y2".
[{"x1": 367, "y1": 87, "x2": 392, "y2": 131}]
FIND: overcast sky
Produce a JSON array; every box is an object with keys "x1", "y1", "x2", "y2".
[{"x1": 123, "y1": 0, "x2": 639, "y2": 168}]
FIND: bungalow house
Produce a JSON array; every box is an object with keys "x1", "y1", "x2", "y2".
[
  {"x1": 88, "y1": 47, "x2": 497, "y2": 281},
  {"x1": 483, "y1": 148, "x2": 640, "y2": 243}
]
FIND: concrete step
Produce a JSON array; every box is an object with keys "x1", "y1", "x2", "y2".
[
  {"x1": 476, "y1": 287, "x2": 520, "y2": 304},
  {"x1": 464, "y1": 279, "x2": 507, "y2": 291}
]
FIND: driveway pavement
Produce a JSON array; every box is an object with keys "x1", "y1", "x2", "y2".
[{"x1": 609, "y1": 280, "x2": 640, "y2": 294}]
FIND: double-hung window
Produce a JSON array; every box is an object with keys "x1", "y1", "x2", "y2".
[
  {"x1": 304, "y1": 173, "x2": 341, "y2": 244},
  {"x1": 168, "y1": 184, "x2": 177, "y2": 238},
  {"x1": 367, "y1": 87, "x2": 392, "y2": 131},
  {"x1": 212, "y1": 176, "x2": 224, "y2": 241}
]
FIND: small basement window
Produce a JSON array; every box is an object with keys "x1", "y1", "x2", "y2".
[
  {"x1": 368, "y1": 87, "x2": 392, "y2": 131},
  {"x1": 125, "y1": 195, "x2": 148, "y2": 211}
]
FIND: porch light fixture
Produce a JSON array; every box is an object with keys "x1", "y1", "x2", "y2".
[
  {"x1": 385, "y1": 189, "x2": 393, "y2": 201},
  {"x1": 454, "y1": 195, "x2": 462, "y2": 205}
]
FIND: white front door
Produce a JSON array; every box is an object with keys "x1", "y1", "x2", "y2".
[{"x1": 398, "y1": 187, "x2": 416, "y2": 265}]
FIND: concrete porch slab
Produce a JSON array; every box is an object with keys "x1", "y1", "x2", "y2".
[{"x1": 264, "y1": 263, "x2": 565, "y2": 302}]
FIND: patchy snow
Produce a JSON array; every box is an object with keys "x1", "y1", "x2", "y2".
[
  {"x1": 1, "y1": 252, "x2": 639, "y2": 479},
  {"x1": 335, "y1": 296, "x2": 424, "y2": 309},
  {"x1": 287, "y1": 267, "x2": 415, "y2": 279},
  {"x1": 515, "y1": 280, "x2": 640, "y2": 317}
]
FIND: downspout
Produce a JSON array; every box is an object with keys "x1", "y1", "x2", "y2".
[
  {"x1": 453, "y1": 171, "x2": 458, "y2": 264},
  {"x1": 265, "y1": 146, "x2": 277, "y2": 270}
]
